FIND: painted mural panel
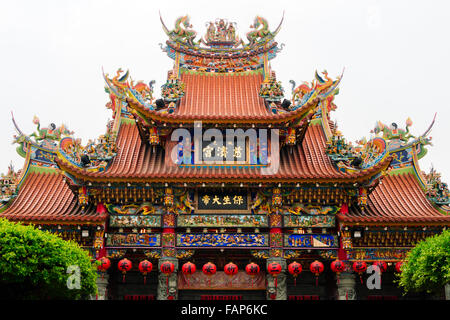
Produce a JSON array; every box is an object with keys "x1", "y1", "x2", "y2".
[
  {"x1": 109, "y1": 215, "x2": 161, "y2": 227},
  {"x1": 285, "y1": 234, "x2": 338, "y2": 248},
  {"x1": 177, "y1": 233, "x2": 268, "y2": 247},
  {"x1": 177, "y1": 214, "x2": 268, "y2": 227},
  {"x1": 390, "y1": 148, "x2": 413, "y2": 168},
  {"x1": 282, "y1": 204, "x2": 339, "y2": 215},
  {"x1": 283, "y1": 215, "x2": 335, "y2": 228},
  {"x1": 346, "y1": 248, "x2": 409, "y2": 261},
  {"x1": 106, "y1": 203, "x2": 164, "y2": 215},
  {"x1": 106, "y1": 233, "x2": 160, "y2": 247}
]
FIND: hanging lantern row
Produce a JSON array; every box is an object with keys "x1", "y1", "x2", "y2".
[
  {"x1": 350, "y1": 260, "x2": 404, "y2": 285},
  {"x1": 98, "y1": 258, "x2": 404, "y2": 288}
]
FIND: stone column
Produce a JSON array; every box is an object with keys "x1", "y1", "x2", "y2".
[
  {"x1": 445, "y1": 283, "x2": 450, "y2": 300},
  {"x1": 93, "y1": 273, "x2": 109, "y2": 300},
  {"x1": 336, "y1": 272, "x2": 356, "y2": 300},
  {"x1": 266, "y1": 257, "x2": 287, "y2": 300},
  {"x1": 157, "y1": 257, "x2": 179, "y2": 300}
]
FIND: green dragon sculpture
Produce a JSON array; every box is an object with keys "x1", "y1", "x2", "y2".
[
  {"x1": 246, "y1": 16, "x2": 271, "y2": 46},
  {"x1": 373, "y1": 118, "x2": 414, "y2": 142},
  {"x1": 29, "y1": 116, "x2": 73, "y2": 142},
  {"x1": 168, "y1": 15, "x2": 198, "y2": 46}
]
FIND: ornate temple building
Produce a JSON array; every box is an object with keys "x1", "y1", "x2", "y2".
[{"x1": 1, "y1": 15, "x2": 449, "y2": 300}]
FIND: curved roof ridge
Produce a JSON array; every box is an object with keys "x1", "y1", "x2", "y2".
[
  {"x1": 339, "y1": 171, "x2": 450, "y2": 225},
  {"x1": 55, "y1": 122, "x2": 391, "y2": 184},
  {"x1": 0, "y1": 169, "x2": 105, "y2": 223}
]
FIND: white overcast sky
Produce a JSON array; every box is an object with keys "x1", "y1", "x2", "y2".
[{"x1": 1, "y1": 0, "x2": 449, "y2": 183}]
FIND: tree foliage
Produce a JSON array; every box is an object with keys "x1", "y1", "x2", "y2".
[
  {"x1": 0, "y1": 218, "x2": 98, "y2": 299},
  {"x1": 398, "y1": 229, "x2": 450, "y2": 294}
]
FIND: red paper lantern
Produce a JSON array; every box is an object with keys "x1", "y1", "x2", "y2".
[
  {"x1": 181, "y1": 262, "x2": 196, "y2": 287},
  {"x1": 352, "y1": 261, "x2": 367, "y2": 284},
  {"x1": 202, "y1": 262, "x2": 217, "y2": 275},
  {"x1": 202, "y1": 262, "x2": 217, "y2": 286},
  {"x1": 310, "y1": 261, "x2": 324, "y2": 286},
  {"x1": 245, "y1": 263, "x2": 260, "y2": 276},
  {"x1": 373, "y1": 261, "x2": 387, "y2": 273},
  {"x1": 224, "y1": 262, "x2": 238, "y2": 287},
  {"x1": 395, "y1": 261, "x2": 403, "y2": 273},
  {"x1": 182, "y1": 262, "x2": 196, "y2": 275},
  {"x1": 97, "y1": 257, "x2": 111, "y2": 280},
  {"x1": 97, "y1": 257, "x2": 111, "y2": 271},
  {"x1": 373, "y1": 261, "x2": 387, "y2": 286},
  {"x1": 160, "y1": 261, "x2": 175, "y2": 275},
  {"x1": 118, "y1": 258, "x2": 132, "y2": 283},
  {"x1": 267, "y1": 262, "x2": 282, "y2": 276},
  {"x1": 139, "y1": 260, "x2": 153, "y2": 274},
  {"x1": 160, "y1": 261, "x2": 175, "y2": 295},
  {"x1": 224, "y1": 262, "x2": 238, "y2": 276},
  {"x1": 138, "y1": 260, "x2": 153, "y2": 284},
  {"x1": 245, "y1": 263, "x2": 260, "y2": 288},
  {"x1": 267, "y1": 262, "x2": 282, "y2": 293},
  {"x1": 330, "y1": 260, "x2": 346, "y2": 284},
  {"x1": 288, "y1": 261, "x2": 302, "y2": 286}
]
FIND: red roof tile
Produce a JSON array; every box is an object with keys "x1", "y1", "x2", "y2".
[
  {"x1": 178, "y1": 72, "x2": 269, "y2": 119},
  {"x1": 128, "y1": 72, "x2": 319, "y2": 123},
  {"x1": 0, "y1": 171, "x2": 106, "y2": 223},
  {"x1": 338, "y1": 172, "x2": 450, "y2": 224},
  {"x1": 55, "y1": 122, "x2": 391, "y2": 183}
]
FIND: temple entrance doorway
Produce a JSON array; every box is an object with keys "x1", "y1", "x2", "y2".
[{"x1": 178, "y1": 249, "x2": 266, "y2": 300}]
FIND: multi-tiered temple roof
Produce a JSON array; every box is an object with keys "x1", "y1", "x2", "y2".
[{"x1": 1, "y1": 14, "x2": 449, "y2": 244}]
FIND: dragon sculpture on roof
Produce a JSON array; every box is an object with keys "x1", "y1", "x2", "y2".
[
  {"x1": 373, "y1": 118, "x2": 414, "y2": 142},
  {"x1": 160, "y1": 12, "x2": 283, "y2": 49}
]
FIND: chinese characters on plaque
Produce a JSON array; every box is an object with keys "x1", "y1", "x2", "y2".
[
  {"x1": 202, "y1": 140, "x2": 247, "y2": 162},
  {"x1": 197, "y1": 190, "x2": 248, "y2": 211}
]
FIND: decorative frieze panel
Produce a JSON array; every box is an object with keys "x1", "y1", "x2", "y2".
[
  {"x1": 350, "y1": 228, "x2": 441, "y2": 247},
  {"x1": 106, "y1": 203, "x2": 163, "y2": 215},
  {"x1": 282, "y1": 204, "x2": 339, "y2": 215},
  {"x1": 109, "y1": 215, "x2": 161, "y2": 227},
  {"x1": 31, "y1": 145, "x2": 56, "y2": 165},
  {"x1": 285, "y1": 234, "x2": 338, "y2": 248},
  {"x1": 346, "y1": 248, "x2": 409, "y2": 261},
  {"x1": 283, "y1": 249, "x2": 338, "y2": 259},
  {"x1": 283, "y1": 215, "x2": 335, "y2": 228},
  {"x1": 177, "y1": 233, "x2": 268, "y2": 247},
  {"x1": 177, "y1": 214, "x2": 268, "y2": 227},
  {"x1": 106, "y1": 233, "x2": 160, "y2": 247}
]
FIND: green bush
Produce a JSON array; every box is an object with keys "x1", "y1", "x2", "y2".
[
  {"x1": 0, "y1": 218, "x2": 98, "y2": 299},
  {"x1": 398, "y1": 229, "x2": 450, "y2": 294}
]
